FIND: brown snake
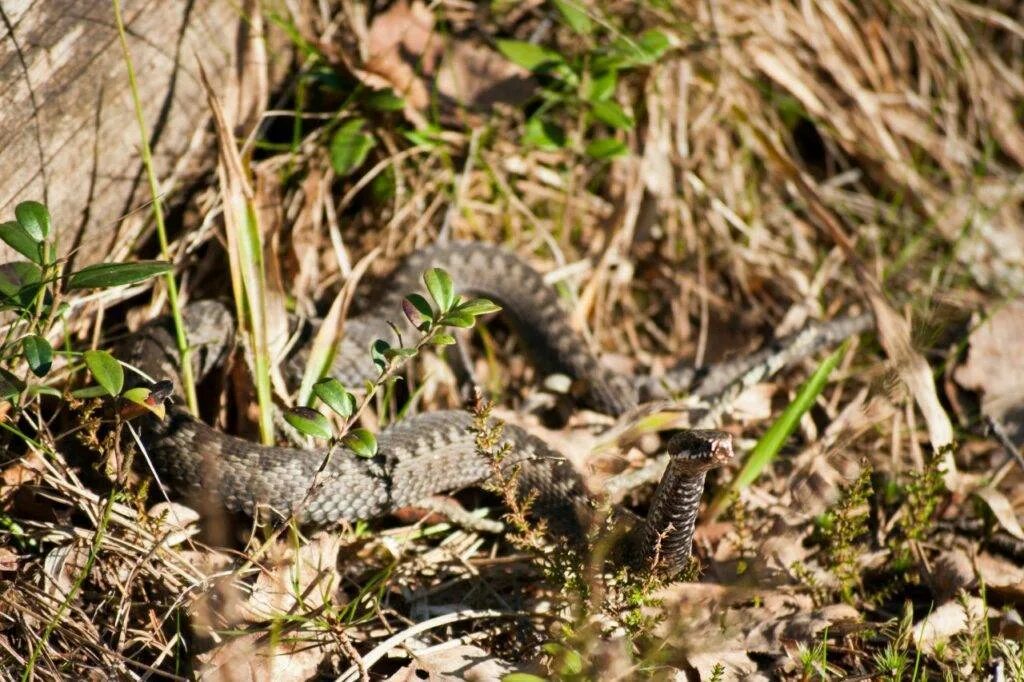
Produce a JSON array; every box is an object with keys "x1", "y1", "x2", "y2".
[{"x1": 120, "y1": 242, "x2": 871, "y2": 576}]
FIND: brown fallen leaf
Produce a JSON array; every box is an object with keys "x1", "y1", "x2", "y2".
[
  {"x1": 954, "y1": 300, "x2": 1024, "y2": 446},
  {"x1": 973, "y1": 485, "x2": 1024, "y2": 540},
  {"x1": 240, "y1": 533, "x2": 342, "y2": 623},
  {"x1": 926, "y1": 550, "x2": 975, "y2": 603},
  {"x1": 384, "y1": 643, "x2": 515, "y2": 681},
  {"x1": 198, "y1": 632, "x2": 328, "y2": 682},
  {"x1": 911, "y1": 596, "x2": 988, "y2": 654},
  {"x1": 975, "y1": 553, "x2": 1024, "y2": 604}
]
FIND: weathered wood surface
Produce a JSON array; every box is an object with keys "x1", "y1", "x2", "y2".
[{"x1": 0, "y1": 0, "x2": 279, "y2": 267}]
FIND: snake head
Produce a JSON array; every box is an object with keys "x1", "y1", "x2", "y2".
[{"x1": 666, "y1": 429, "x2": 734, "y2": 475}]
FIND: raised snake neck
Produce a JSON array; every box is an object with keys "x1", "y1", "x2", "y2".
[{"x1": 120, "y1": 242, "x2": 869, "y2": 575}]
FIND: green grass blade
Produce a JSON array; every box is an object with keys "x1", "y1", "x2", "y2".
[
  {"x1": 708, "y1": 340, "x2": 850, "y2": 520},
  {"x1": 112, "y1": 0, "x2": 197, "y2": 414}
]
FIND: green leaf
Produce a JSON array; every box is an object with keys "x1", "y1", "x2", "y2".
[
  {"x1": 456, "y1": 298, "x2": 502, "y2": 317},
  {"x1": 442, "y1": 311, "x2": 476, "y2": 328},
  {"x1": 330, "y1": 118, "x2": 376, "y2": 176},
  {"x1": 364, "y1": 89, "x2": 405, "y2": 111},
  {"x1": 84, "y1": 349, "x2": 124, "y2": 396},
  {"x1": 71, "y1": 385, "x2": 110, "y2": 399},
  {"x1": 560, "y1": 648, "x2": 584, "y2": 675},
  {"x1": 584, "y1": 69, "x2": 618, "y2": 103},
  {"x1": 67, "y1": 261, "x2": 173, "y2": 290},
  {"x1": 708, "y1": 341, "x2": 849, "y2": 519},
  {"x1": 21, "y1": 335, "x2": 52, "y2": 377},
  {"x1": 122, "y1": 386, "x2": 167, "y2": 419},
  {"x1": 0, "y1": 262, "x2": 43, "y2": 308},
  {"x1": 585, "y1": 137, "x2": 628, "y2": 159},
  {"x1": 0, "y1": 368, "x2": 25, "y2": 401},
  {"x1": 423, "y1": 267, "x2": 455, "y2": 313},
  {"x1": 313, "y1": 378, "x2": 356, "y2": 418},
  {"x1": 551, "y1": 0, "x2": 592, "y2": 35},
  {"x1": 403, "y1": 293, "x2": 434, "y2": 327},
  {"x1": 403, "y1": 125, "x2": 444, "y2": 148},
  {"x1": 285, "y1": 406, "x2": 333, "y2": 439},
  {"x1": 430, "y1": 333, "x2": 457, "y2": 346},
  {"x1": 496, "y1": 39, "x2": 565, "y2": 72},
  {"x1": 0, "y1": 221, "x2": 43, "y2": 263},
  {"x1": 523, "y1": 116, "x2": 567, "y2": 151},
  {"x1": 607, "y1": 30, "x2": 671, "y2": 68},
  {"x1": 371, "y1": 339, "x2": 391, "y2": 372},
  {"x1": 502, "y1": 674, "x2": 549, "y2": 682},
  {"x1": 383, "y1": 346, "x2": 418, "y2": 361},
  {"x1": 590, "y1": 100, "x2": 634, "y2": 130},
  {"x1": 636, "y1": 30, "x2": 671, "y2": 61},
  {"x1": 14, "y1": 201, "x2": 50, "y2": 241},
  {"x1": 344, "y1": 428, "x2": 378, "y2": 458}
]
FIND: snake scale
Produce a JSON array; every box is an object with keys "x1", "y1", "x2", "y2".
[{"x1": 120, "y1": 242, "x2": 871, "y2": 576}]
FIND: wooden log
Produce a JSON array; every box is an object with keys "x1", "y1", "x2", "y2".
[{"x1": 0, "y1": 0, "x2": 285, "y2": 267}]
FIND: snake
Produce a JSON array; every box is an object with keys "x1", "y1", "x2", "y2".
[{"x1": 119, "y1": 242, "x2": 871, "y2": 576}]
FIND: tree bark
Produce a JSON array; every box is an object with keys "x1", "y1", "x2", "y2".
[{"x1": 0, "y1": 0, "x2": 286, "y2": 267}]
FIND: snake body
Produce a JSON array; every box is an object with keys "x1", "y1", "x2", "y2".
[{"x1": 121, "y1": 242, "x2": 867, "y2": 575}]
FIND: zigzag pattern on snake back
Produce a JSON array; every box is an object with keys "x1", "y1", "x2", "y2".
[{"x1": 119, "y1": 242, "x2": 871, "y2": 575}]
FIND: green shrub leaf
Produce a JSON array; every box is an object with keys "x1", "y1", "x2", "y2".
[
  {"x1": 121, "y1": 386, "x2": 167, "y2": 419},
  {"x1": 22, "y1": 335, "x2": 52, "y2": 377},
  {"x1": 0, "y1": 262, "x2": 43, "y2": 308},
  {"x1": 313, "y1": 377, "x2": 356, "y2": 418},
  {"x1": 14, "y1": 201, "x2": 50, "y2": 241},
  {"x1": 84, "y1": 349, "x2": 124, "y2": 396},
  {"x1": 344, "y1": 428, "x2": 378, "y2": 458},
  {"x1": 585, "y1": 138, "x2": 628, "y2": 159},
  {"x1": 584, "y1": 69, "x2": 618, "y2": 102},
  {"x1": 591, "y1": 100, "x2": 634, "y2": 130},
  {"x1": 430, "y1": 333, "x2": 457, "y2": 346},
  {"x1": 403, "y1": 293, "x2": 434, "y2": 326},
  {"x1": 364, "y1": 89, "x2": 405, "y2": 111},
  {"x1": 523, "y1": 117, "x2": 567, "y2": 151},
  {"x1": 0, "y1": 221, "x2": 43, "y2": 263},
  {"x1": 285, "y1": 406, "x2": 333, "y2": 440},
  {"x1": 423, "y1": 267, "x2": 455, "y2": 313},
  {"x1": 67, "y1": 261, "x2": 172, "y2": 290},
  {"x1": 0, "y1": 368, "x2": 26, "y2": 401},
  {"x1": 442, "y1": 311, "x2": 476, "y2": 328},
  {"x1": 330, "y1": 118, "x2": 376, "y2": 176},
  {"x1": 496, "y1": 39, "x2": 564, "y2": 72},
  {"x1": 456, "y1": 298, "x2": 502, "y2": 317},
  {"x1": 552, "y1": 0, "x2": 593, "y2": 35}
]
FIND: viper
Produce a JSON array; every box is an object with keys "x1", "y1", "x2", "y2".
[{"x1": 118, "y1": 242, "x2": 871, "y2": 576}]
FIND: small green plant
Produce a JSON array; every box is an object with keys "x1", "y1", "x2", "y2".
[
  {"x1": 873, "y1": 642, "x2": 911, "y2": 681},
  {"x1": 285, "y1": 266, "x2": 501, "y2": 458},
  {"x1": 817, "y1": 465, "x2": 873, "y2": 603},
  {"x1": 797, "y1": 627, "x2": 840, "y2": 680},
  {"x1": 0, "y1": 201, "x2": 172, "y2": 414},
  {"x1": 496, "y1": 4, "x2": 671, "y2": 159}
]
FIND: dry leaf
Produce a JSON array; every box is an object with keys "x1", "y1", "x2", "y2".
[
  {"x1": 911, "y1": 597, "x2": 987, "y2": 654},
  {"x1": 927, "y1": 550, "x2": 975, "y2": 603},
  {"x1": 241, "y1": 533, "x2": 342, "y2": 622},
  {"x1": 973, "y1": 486, "x2": 1024, "y2": 540},
  {"x1": 436, "y1": 42, "x2": 536, "y2": 113},
  {"x1": 384, "y1": 644, "x2": 514, "y2": 681},
  {"x1": 362, "y1": 0, "x2": 437, "y2": 114},
  {"x1": 198, "y1": 632, "x2": 328, "y2": 682},
  {"x1": 975, "y1": 553, "x2": 1024, "y2": 603},
  {"x1": 686, "y1": 649, "x2": 759, "y2": 680},
  {"x1": 954, "y1": 301, "x2": 1024, "y2": 446}
]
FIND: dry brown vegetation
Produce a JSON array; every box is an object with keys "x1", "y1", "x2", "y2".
[{"x1": 2, "y1": 0, "x2": 1024, "y2": 679}]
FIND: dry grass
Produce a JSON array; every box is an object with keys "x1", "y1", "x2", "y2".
[{"x1": 2, "y1": 0, "x2": 1024, "y2": 679}]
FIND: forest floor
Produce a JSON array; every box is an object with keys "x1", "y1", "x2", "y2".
[{"x1": 2, "y1": 1, "x2": 1024, "y2": 680}]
